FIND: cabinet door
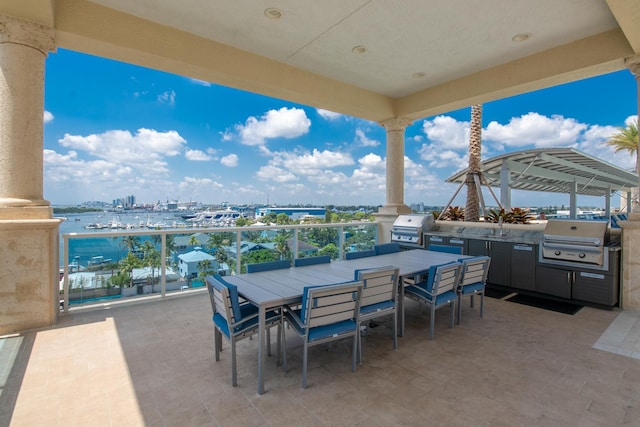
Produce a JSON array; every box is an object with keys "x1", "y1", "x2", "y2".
[
  {"x1": 535, "y1": 266, "x2": 571, "y2": 299},
  {"x1": 467, "y1": 239, "x2": 488, "y2": 256},
  {"x1": 487, "y1": 241, "x2": 511, "y2": 286},
  {"x1": 446, "y1": 237, "x2": 467, "y2": 254},
  {"x1": 425, "y1": 234, "x2": 445, "y2": 247},
  {"x1": 467, "y1": 239, "x2": 510, "y2": 286},
  {"x1": 511, "y1": 244, "x2": 536, "y2": 291},
  {"x1": 572, "y1": 271, "x2": 617, "y2": 306}
]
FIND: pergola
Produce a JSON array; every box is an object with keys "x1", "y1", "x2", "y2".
[
  {"x1": 445, "y1": 147, "x2": 639, "y2": 218},
  {"x1": 1, "y1": 0, "x2": 640, "y2": 332}
]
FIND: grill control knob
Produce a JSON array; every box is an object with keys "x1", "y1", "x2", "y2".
[
  {"x1": 579, "y1": 253, "x2": 586, "y2": 259},
  {"x1": 554, "y1": 250, "x2": 561, "y2": 256}
]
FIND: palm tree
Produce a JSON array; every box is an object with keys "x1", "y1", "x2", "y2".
[
  {"x1": 465, "y1": 104, "x2": 483, "y2": 222},
  {"x1": 606, "y1": 119, "x2": 639, "y2": 208},
  {"x1": 120, "y1": 235, "x2": 141, "y2": 254}
]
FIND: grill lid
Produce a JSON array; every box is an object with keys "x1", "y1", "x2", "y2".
[
  {"x1": 543, "y1": 219, "x2": 608, "y2": 246},
  {"x1": 392, "y1": 214, "x2": 434, "y2": 230}
]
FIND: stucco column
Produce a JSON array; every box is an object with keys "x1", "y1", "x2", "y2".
[
  {"x1": 0, "y1": 15, "x2": 55, "y2": 214},
  {"x1": 620, "y1": 55, "x2": 640, "y2": 309},
  {"x1": 378, "y1": 118, "x2": 413, "y2": 215},
  {"x1": 0, "y1": 15, "x2": 60, "y2": 335},
  {"x1": 375, "y1": 118, "x2": 412, "y2": 243}
]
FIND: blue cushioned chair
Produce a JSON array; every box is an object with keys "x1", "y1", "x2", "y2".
[
  {"x1": 354, "y1": 266, "x2": 400, "y2": 362},
  {"x1": 283, "y1": 281, "x2": 363, "y2": 388},
  {"x1": 206, "y1": 275, "x2": 284, "y2": 386},
  {"x1": 294, "y1": 255, "x2": 331, "y2": 267},
  {"x1": 246, "y1": 259, "x2": 291, "y2": 273},
  {"x1": 428, "y1": 244, "x2": 463, "y2": 255},
  {"x1": 375, "y1": 242, "x2": 401, "y2": 255},
  {"x1": 456, "y1": 256, "x2": 491, "y2": 324},
  {"x1": 404, "y1": 262, "x2": 461, "y2": 340},
  {"x1": 345, "y1": 249, "x2": 376, "y2": 260}
]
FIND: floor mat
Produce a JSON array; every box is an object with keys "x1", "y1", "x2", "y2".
[
  {"x1": 484, "y1": 287, "x2": 513, "y2": 299},
  {"x1": 505, "y1": 293, "x2": 583, "y2": 315}
]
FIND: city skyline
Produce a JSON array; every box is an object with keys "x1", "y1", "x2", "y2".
[{"x1": 44, "y1": 49, "x2": 638, "y2": 209}]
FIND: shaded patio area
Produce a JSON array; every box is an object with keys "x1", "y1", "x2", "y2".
[{"x1": 1, "y1": 289, "x2": 639, "y2": 426}]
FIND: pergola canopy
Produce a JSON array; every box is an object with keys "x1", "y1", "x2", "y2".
[{"x1": 445, "y1": 147, "x2": 638, "y2": 198}]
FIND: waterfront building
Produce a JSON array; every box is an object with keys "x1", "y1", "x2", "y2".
[{"x1": 256, "y1": 207, "x2": 326, "y2": 220}]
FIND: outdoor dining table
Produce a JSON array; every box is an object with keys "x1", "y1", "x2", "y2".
[{"x1": 222, "y1": 248, "x2": 467, "y2": 394}]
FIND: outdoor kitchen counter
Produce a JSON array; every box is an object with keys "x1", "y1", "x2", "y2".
[{"x1": 425, "y1": 221, "x2": 545, "y2": 244}]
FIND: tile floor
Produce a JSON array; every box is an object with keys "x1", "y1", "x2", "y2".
[{"x1": 1, "y1": 290, "x2": 639, "y2": 427}]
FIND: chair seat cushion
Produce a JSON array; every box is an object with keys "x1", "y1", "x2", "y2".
[
  {"x1": 360, "y1": 300, "x2": 394, "y2": 315},
  {"x1": 287, "y1": 309, "x2": 357, "y2": 342},
  {"x1": 406, "y1": 285, "x2": 456, "y2": 305},
  {"x1": 308, "y1": 319, "x2": 357, "y2": 342},
  {"x1": 214, "y1": 303, "x2": 278, "y2": 338},
  {"x1": 461, "y1": 282, "x2": 485, "y2": 295}
]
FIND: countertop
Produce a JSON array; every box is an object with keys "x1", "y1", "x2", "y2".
[{"x1": 424, "y1": 221, "x2": 622, "y2": 247}]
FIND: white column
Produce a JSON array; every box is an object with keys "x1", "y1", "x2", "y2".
[
  {"x1": 627, "y1": 57, "x2": 640, "y2": 216},
  {"x1": 377, "y1": 118, "x2": 413, "y2": 215},
  {"x1": 500, "y1": 161, "x2": 511, "y2": 209},
  {"x1": 0, "y1": 15, "x2": 55, "y2": 213},
  {"x1": 374, "y1": 118, "x2": 412, "y2": 244},
  {"x1": 619, "y1": 56, "x2": 640, "y2": 309}
]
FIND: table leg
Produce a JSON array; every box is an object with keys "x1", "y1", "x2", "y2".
[
  {"x1": 258, "y1": 306, "x2": 266, "y2": 395},
  {"x1": 398, "y1": 278, "x2": 405, "y2": 337}
]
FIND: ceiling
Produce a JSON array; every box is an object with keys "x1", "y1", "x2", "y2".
[
  {"x1": 445, "y1": 147, "x2": 639, "y2": 197},
  {"x1": 2, "y1": 0, "x2": 640, "y2": 122}
]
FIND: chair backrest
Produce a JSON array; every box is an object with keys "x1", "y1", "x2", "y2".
[
  {"x1": 206, "y1": 275, "x2": 241, "y2": 326},
  {"x1": 246, "y1": 259, "x2": 291, "y2": 273},
  {"x1": 355, "y1": 266, "x2": 399, "y2": 309},
  {"x1": 301, "y1": 281, "x2": 363, "y2": 328},
  {"x1": 294, "y1": 255, "x2": 331, "y2": 267},
  {"x1": 428, "y1": 244, "x2": 463, "y2": 255},
  {"x1": 458, "y1": 256, "x2": 491, "y2": 287},
  {"x1": 375, "y1": 242, "x2": 401, "y2": 255},
  {"x1": 345, "y1": 249, "x2": 376, "y2": 260},
  {"x1": 416, "y1": 262, "x2": 461, "y2": 297}
]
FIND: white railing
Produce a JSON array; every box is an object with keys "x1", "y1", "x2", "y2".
[{"x1": 60, "y1": 221, "x2": 380, "y2": 311}]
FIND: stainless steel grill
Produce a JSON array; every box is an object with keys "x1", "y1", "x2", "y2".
[
  {"x1": 539, "y1": 219, "x2": 610, "y2": 270},
  {"x1": 391, "y1": 214, "x2": 434, "y2": 247}
]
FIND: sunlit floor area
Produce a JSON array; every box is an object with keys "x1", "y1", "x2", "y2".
[{"x1": 1, "y1": 290, "x2": 639, "y2": 427}]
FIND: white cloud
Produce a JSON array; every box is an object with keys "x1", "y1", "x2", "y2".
[
  {"x1": 484, "y1": 112, "x2": 586, "y2": 148},
  {"x1": 190, "y1": 78, "x2": 211, "y2": 86},
  {"x1": 317, "y1": 109, "x2": 342, "y2": 120},
  {"x1": 255, "y1": 165, "x2": 298, "y2": 182},
  {"x1": 422, "y1": 115, "x2": 469, "y2": 149},
  {"x1": 58, "y1": 129, "x2": 185, "y2": 174},
  {"x1": 185, "y1": 149, "x2": 211, "y2": 161},
  {"x1": 355, "y1": 128, "x2": 380, "y2": 147},
  {"x1": 157, "y1": 90, "x2": 176, "y2": 105},
  {"x1": 220, "y1": 154, "x2": 239, "y2": 167},
  {"x1": 236, "y1": 107, "x2": 311, "y2": 146},
  {"x1": 276, "y1": 149, "x2": 354, "y2": 175},
  {"x1": 44, "y1": 111, "x2": 54, "y2": 124},
  {"x1": 220, "y1": 130, "x2": 233, "y2": 141}
]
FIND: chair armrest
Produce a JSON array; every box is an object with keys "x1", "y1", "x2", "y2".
[{"x1": 283, "y1": 304, "x2": 305, "y2": 329}]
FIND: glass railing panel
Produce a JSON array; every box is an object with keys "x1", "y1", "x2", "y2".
[
  {"x1": 343, "y1": 223, "x2": 378, "y2": 255},
  {"x1": 61, "y1": 221, "x2": 381, "y2": 310},
  {"x1": 238, "y1": 227, "x2": 293, "y2": 274},
  {"x1": 296, "y1": 226, "x2": 341, "y2": 260}
]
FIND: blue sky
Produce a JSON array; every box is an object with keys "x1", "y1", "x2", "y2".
[{"x1": 43, "y1": 48, "x2": 638, "y2": 209}]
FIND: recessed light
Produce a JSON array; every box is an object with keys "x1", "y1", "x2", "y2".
[
  {"x1": 412, "y1": 72, "x2": 426, "y2": 79},
  {"x1": 352, "y1": 46, "x2": 367, "y2": 54},
  {"x1": 512, "y1": 32, "x2": 532, "y2": 42},
  {"x1": 264, "y1": 8, "x2": 282, "y2": 19}
]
